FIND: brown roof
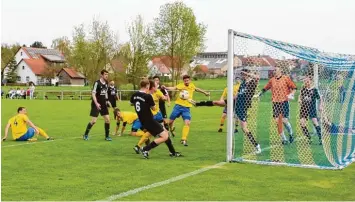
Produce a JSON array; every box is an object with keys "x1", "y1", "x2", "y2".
[
  {"x1": 194, "y1": 65, "x2": 209, "y2": 73},
  {"x1": 23, "y1": 58, "x2": 47, "y2": 75},
  {"x1": 152, "y1": 56, "x2": 181, "y2": 69},
  {"x1": 60, "y1": 68, "x2": 85, "y2": 79},
  {"x1": 22, "y1": 47, "x2": 65, "y2": 60}
]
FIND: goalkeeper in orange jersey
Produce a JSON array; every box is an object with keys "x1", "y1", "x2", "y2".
[
  {"x1": 218, "y1": 79, "x2": 241, "y2": 133},
  {"x1": 256, "y1": 67, "x2": 297, "y2": 145},
  {"x1": 2, "y1": 107, "x2": 53, "y2": 142}
]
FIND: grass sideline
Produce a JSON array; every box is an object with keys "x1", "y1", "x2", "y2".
[{"x1": 1, "y1": 99, "x2": 355, "y2": 201}]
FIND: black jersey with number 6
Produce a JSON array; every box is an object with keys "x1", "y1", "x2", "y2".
[{"x1": 130, "y1": 91, "x2": 155, "y2": 123}]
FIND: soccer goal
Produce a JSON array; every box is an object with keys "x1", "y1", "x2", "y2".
[{"x1": 226, "y1": 29, "x2": 355, "y2": 169}]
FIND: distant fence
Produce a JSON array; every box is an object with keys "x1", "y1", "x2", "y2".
[{"x1": 2, "y1": 90, "x2": 224, "y2": 101}]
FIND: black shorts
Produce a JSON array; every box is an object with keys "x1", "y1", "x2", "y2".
[
  {"x1": 159, "y1": 102, "x2": 167, "y2": 118},
  {"x1": 300, "y1": 105, "x2": 317, "y2": 119},
  {"x1": 109, "y1": 99, "x2": 117, "y2": 108},
  {"x1": 141, "y1": 120, "x2": 164, "y2": 137},
  {"x1": 272, "y1": 101, "x2": 290, "y2": 119},
  {"x1": 90, "y1": 102, "x2": 109, "y2": 117}
]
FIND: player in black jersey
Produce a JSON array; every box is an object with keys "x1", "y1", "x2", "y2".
[
  {"x1": 83, "y1": 70, "x2": 112, "y2": 141},
  {"x1": 298, "y1": 75, "x2": 323, "y2": 145},
  {"x1": 130, "y1": 79, "x2": 181, "y2": 159},
  {"x1": 153, "y1": 76, "x2": 171, "y2": 130},
  {"x1": 108, "y1": 80, "x2": 119, "y2": 110}
]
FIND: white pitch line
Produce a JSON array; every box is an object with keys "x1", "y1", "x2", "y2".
[{"x1": 98, "y1": 162, "x2": 226, "y2": 201}]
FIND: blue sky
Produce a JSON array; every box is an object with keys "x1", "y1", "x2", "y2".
[{"x1": 1, "y1": 0, "x2": 355, "y2": 54}]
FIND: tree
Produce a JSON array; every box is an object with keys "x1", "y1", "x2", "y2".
[
  {"x1": 149, "y1": 1, "x2": 206, "y2": 85},
  {"x1": 30, "y1": 41, "x2": 46, "y2": 48},
  {"x1": 70, "y1": 18, "x2": 117, "y2": 84},
  {"x1": 5, "y1": 58, "x2": 18, "y2": 83},
  {"x1": 1, "y1": 43, "x2": 21, "y2": 72},
  {"x1": 118, "y1": 15, "x2": 151, "y2": 90},
  {"x1": 52, "y1": 36, "x2": 71, "y2": 59},
  {"x1": 42, "y1": 63, "x2": 63, "y2": 85}
]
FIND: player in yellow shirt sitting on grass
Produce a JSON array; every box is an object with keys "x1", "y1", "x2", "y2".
[{"x1": 2, "y1": 107, "x2": 53, "y2": 142}]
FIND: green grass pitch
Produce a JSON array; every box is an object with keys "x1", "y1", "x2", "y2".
[{"x1": 1, "y1": 79, "x2": 354, "y2": 201}]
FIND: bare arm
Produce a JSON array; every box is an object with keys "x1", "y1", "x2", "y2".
[
  {"x1": 26, "y1": 119, "x2": 39, "y2": 134},
  {"x1": 195, "y1": 88, "x2": 210, "y2": 96},
  {"x1": 121, "y1": 122, "x2": 127, "y2": 135},
  {"x1": 2, "y1": 123, "x2": 10, "y2": 141},
  {"x1": 163, "y1": 86, "x2": 177, "y2": 91}
]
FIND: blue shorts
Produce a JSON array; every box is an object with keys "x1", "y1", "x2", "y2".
[
  {"x1": 169, "y1": 104, "x2": 191, "y2": 121},
  {"x1": 16, "y1": 128, "x2": 35, "y2": 141},
  {"x1": 132, "y1": 119, "x2": 142, "y2": 131},
  {"x1": 223, "y1": 106, "x2": 227, "y2": 114},
  {"x1": 154, "y1": 112, "x2": 164, "y2": 123}
]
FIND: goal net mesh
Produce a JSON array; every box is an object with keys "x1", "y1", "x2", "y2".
[{"x1": 229, "y1": 31, "x2": 355, "y2": 169}]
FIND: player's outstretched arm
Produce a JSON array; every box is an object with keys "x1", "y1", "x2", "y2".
[
  {"x1": 121, "y1": 122, "x2": 127, "y2": 135},
  {"x1": 2, "y1": 123, "x2": 10, "y2": 141},
  {"x1": 161, "y1": 86, "x2": 176, "y2": 91},
  {"x1": 195, "y1": 87, "x2": 210, "y2": 96}
]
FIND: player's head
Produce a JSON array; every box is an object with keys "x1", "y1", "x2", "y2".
[
  {"x1": 182, "y1": 75, "x2": 190, "y2": 86},
  {"x1": 17, "y1": 107, "x2": 27, "y2": 114},
  {"x1": 140, "y1": 79, "x2": 150, "y2": 92},
  {"x1": 100, "y1": 69, "x2": 109, "y2": 81},
  {"x1": 113, "y1": 108, "x2": 121, "y2": 120},
  {"x1": 274, "y1": 67, "x2": 282, "y2": 77},
  {"x1": 303, "y1": 75, "x2": 313, "y2": 87},
  {"x1": 241, "y1": 69, "x2": 250, "y2": 80},
  {"x1": 153, "y1": 75, "x2": 160, "y2": 85},
  {"x1": 149, "y1": 80, "x2": 157, "y2": 92},
  {"x1": 109, "y1": 80, "x2": 115, "y2": 86}
]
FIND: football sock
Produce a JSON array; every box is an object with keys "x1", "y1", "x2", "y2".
[
  {"x1": 37, "y1": 127, "x2": 49, "y2": 139},
  {"x1": 315, "y1": 125, "x2": 322, "y2": 140},
  {"x1": 182, "y1": 125, "x2": 190, "y2": 140},
  {"x1": 165, "y1": 137, "x2": 176, "y2": 154},
  {"x1": 105, "y1": 123, "x2": 110, "y2": 138},
  {"x1": 138, "y1": 132, "x2": 151, "y2": 147},
  {"x1": 143, "y1": 141, "x2": 158, "y2": 151},
  {"x1": 219, "y1": 117, "x2": 225, "y2": 129},
  {"x1": 281, "y1": 131, "x2": 287, "y2": 141},
  {"x1": 205, "y1": 101, "x2": 214, "y2": 106},
  {"x1": 84, "y1": 122, "x2": 94, "y2": 136},
  {"x1": 283, "y1": 122, "x2": 293, "y2": 136},
  {"x1": 136, "y1": 130, "x2": 145, "y2": 137},
  {"x1": 246, "y1": 132, "x2": 258, "y2": 147},
  {"x1": 301, "y1": 126, "x2": 311, "y2": 139},
  {"x1": 196, "y1": 101, "x2": 206, "y2": 106}
]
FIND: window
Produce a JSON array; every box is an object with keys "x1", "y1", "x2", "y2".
[
  {"x1": 17, "y1": 76, "x2": 21, "y2": 82},
  {"x1": 22, "y1": 66, "x2": 25, "y2": 70},
  {"x1": 20, "y1": 52, "x2": 23, "y2": 56},
  {"x1": 26, "y1": 76, "x2": 30, "y2": 82}
]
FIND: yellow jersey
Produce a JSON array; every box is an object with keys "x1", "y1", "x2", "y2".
[
  {"x1": 7, "y1": 114, "x2": 29, "y2": 139},
  {"x1": 175, "y1": 83, "x2": 196, "y2": 108},
  {"x1": 118, "y1": 111, "x2": 138, "y2": 124},
  {"x1": 150, "y1": 90, "x2": 165, "y2": 115},
  {"x1": 221, "y1": 83, "x2": 241, "y2": 99}
]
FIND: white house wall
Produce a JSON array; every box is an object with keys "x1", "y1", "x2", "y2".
[
  {"x1": 16, "y1": 61, "x2": 37, "y2": 84},
  {"x1": 14, "y1": 48, "x2": 30, "y2": 64}
]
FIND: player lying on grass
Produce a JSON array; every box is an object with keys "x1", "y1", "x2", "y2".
[
  {"x1": 298, "y1": 75, "x2": 323, "y2": 145},
  {"x1": 2, "y1": 107, "x2": 53, "y2": 141},
  {"x1": 189, "y1": 69, "x2": 261, "y2": 154},
  {"x1": 218, "y1": 79, "x2": 241, "y2": 133},
  {"x1": 161, "y1": 75, "x2": 210, "y2": 146},
  {"x1": 130, "y1": 79, "x2": 182, "y2": 158}
]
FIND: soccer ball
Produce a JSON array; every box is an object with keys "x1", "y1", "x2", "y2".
[{"x1": 179, "y1": 90, "x2": 190, "y2": 100}]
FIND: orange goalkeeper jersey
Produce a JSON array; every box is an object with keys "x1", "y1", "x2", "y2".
[{"x1": 263, "y1": 75, "x2": 297, "y2": 102}]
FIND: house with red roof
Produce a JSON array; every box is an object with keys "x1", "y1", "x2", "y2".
[
  {"x1": 3, "y1": 47, "x2": 85, "y2": 86},
  {"x1": 57, "y1": 68, "x2": 86, "y2": 86}
]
